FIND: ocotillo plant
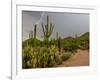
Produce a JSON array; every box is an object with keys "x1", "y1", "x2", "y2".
[{"x1": 42, "y1": 16, "x2": 54, "y2": 47}]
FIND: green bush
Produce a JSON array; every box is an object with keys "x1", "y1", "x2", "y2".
[
  {"x1": 61, "y1": 52, "x2": 72, "y2": 61},
  {"x1": 62, "y1": 40, "x2": 79, "y2": 52}
]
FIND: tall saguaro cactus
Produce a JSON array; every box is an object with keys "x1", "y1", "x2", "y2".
[
  {"x1": 34, "y1": 24, "x2": 37, "y2": 40},
  {"x1": 34, "y1": 24, "x2": 37, "y2": 47},
  {"x1": 42, "y1": 16, "x2": 54, "y2": 47}
]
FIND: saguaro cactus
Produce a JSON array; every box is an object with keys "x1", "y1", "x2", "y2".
[
  {"x1": 33, "y1": 24, "x2": 37, "y2": 47},
  {"x1": 29, "y1": 24, "x2": 37, "y2": 40},
  {"x1": 56, "y1": 32, "x2": 59, "y2": 40},
  {"x1": 56, "y1": 32, "x2": 61, "y2": 54},
  {"x1": 58, "y1": 37, "x2": 61, "y2": 54},
  {"x1": 42, "y1": 16, "x2": 54, "y2": 47},
  {"x1": 34, "y1": 24, "x2": 37, "y2": 40},
  {"x1": 29, "y1": 24, "x2": 37, "y2": 47},
  {"x1": 29, "y1": 30, "x2": 33, "y2": 39}
]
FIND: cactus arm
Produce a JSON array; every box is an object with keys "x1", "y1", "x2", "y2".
[
  {"x1": 47, "y1": 16, "x2": 49, "y2": 26},
  {"x1": 45, "y1": 25, "x2": 48, "y2": 38},
  {"x1": 42, "y1": 23, "x2": 46, "y2": 36},
  {"x1": 51, "y1": 25, "x2": 54, "y2": 34},
  {"x1": 49, "y1": 24, "x2": 54, "y2": 36}
]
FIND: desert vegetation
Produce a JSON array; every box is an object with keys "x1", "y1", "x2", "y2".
[{"x1": 22, "y1": 16, "x2": 89, "y2": 69}]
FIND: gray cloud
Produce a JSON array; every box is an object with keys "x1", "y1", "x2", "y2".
[{"x1": 22, "y1": 11, "x2": 89, "y2": 41}]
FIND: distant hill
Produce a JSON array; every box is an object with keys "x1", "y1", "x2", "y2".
[
  {"x1": 79, "y1": 32, "x2": 89, "y2": 41},
  {"x1": 79, "y1": 32, "x2": 89, "y2": 38},
  {"x1": 63, "y1": 32, "x2": 89, "y2": 40},
  {"x1": 63, "y1": 36, "x2": 74, "y2": 40},
  {"x1": 22, "y1": 38, "x2": 42, "y2": 47}
]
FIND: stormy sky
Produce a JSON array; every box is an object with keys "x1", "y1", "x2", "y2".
[{"x1": 22, "y1": 11, "x2": 89, "y2": 41}]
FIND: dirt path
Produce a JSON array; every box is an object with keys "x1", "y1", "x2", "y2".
[{"x1": 58, "y1": 49, "x2": 89, "y2": 67}]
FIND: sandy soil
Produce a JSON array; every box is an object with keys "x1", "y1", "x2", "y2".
[{"x1": 58, "y1": 49, "x2": 89, "y2": 67}]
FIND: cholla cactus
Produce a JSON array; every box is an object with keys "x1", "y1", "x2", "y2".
[{"x1": 42, "y1": 16, "x2": 54, "y2": 47}]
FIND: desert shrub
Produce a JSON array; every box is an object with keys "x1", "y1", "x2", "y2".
[
  {"x1": 41, "y1": 45, "x2": 62, "y2": 67},
  {"x1": 62, "y1": 40, "x2": 79, "y2": 52},
  {"x1": 55, "y1": 54, "x2": 62, "y2": 65},
  {"x1": 61, "y1": 52, "x2": 72, "y2": 61},
  {"x1": 48, "y1": 45, "x2": 62, "y2": 65},
  {"x1": 79, "y1": 41, "x2": 89, "y2": 50},
  {"x1": 61, "y1": 36, "x2": 89, "y2": 52},
  {"x1": 79, "y1": 32, "x2": 89, "y2": 50},
  {"x1": 22, "y1": 46, "x2": 33, "y2": 68},
  {"x1": 22, "y1": 45, "x2": 62, "y2": 68},
  {"x1": 49, "y1": 39, "x2": 56, "y2": 46},
  {"x1": 79, "y1": 36, "x2": 89, "y2": 50}
]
